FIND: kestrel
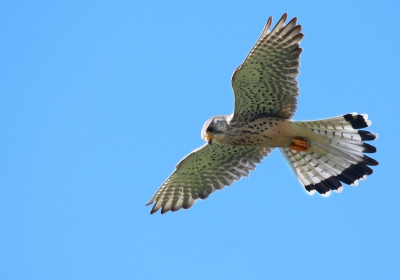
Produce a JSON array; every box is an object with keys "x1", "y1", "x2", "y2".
[{"x1": 146, "y1": 13, "x2": 378, "y2": 214}]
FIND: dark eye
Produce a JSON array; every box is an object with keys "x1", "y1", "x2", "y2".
[{"x1": 207, "y1": 126, "x2": 214, "y2": 133}]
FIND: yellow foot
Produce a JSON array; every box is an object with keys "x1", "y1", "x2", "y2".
[{"x1": 290, "y1": 137, "x2": 310, "y2": 151}]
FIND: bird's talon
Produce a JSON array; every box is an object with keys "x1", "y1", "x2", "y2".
[{"x1": 290, "y1": 137, "x2": 310, "y2": 151}]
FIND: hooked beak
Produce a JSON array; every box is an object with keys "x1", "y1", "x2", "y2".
[{"x1": 206, "y1": 134, "x2": 214, "y2": 145}]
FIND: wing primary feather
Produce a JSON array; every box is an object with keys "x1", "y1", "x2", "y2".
[{"x1": 257, "y1": 16, "x2": 273, "y2": 40}]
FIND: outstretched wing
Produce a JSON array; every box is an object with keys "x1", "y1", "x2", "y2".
[
  {"x1": 232, "y1": 13, "x2": 303, "y2": 120},
  {"x1": 146, "y1": 144, "x2": 271, "y2": 214}
]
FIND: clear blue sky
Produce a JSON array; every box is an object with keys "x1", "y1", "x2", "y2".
[{"x1": 1, "y1": 1, "x2": 399, "y2": 279}]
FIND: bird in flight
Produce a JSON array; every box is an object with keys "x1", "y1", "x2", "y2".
[{"x1": 146, "y1": 13, "x2": 378, "y2": 214}]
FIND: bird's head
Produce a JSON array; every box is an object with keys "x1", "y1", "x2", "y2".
[{"x1": 201, "y1": 115, "x2": 230, "y2": 145}]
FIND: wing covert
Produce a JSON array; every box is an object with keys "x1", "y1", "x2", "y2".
[
  {"x1": 231, "y1": 13, "x2": 303, "y2": 120},
  {"x1": 146, "y1": 144, "x2": 271, "y2": 214}
]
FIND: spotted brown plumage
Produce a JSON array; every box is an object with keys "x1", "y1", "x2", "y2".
[
  {"x1": 146, "y1": 13, "x2": 378, "y2": 214},
  {"x1": 232, "y1": 13, "x2": 302, "y2": 119},
  {"x1": 147, "y1": 145, "x2": 270, "y2": 214}
]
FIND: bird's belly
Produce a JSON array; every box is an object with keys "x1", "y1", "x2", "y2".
[{"x1": 226, "y1": 117, "x2": 294, "y2": 147}]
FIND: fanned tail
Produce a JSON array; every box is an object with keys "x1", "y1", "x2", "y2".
[{"x1": 280, "y1": 113, "x2": 378, "y2": 196}]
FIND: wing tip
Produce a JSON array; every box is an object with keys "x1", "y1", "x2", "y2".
[
  {"x1": 150, "y1": 205, "x2": 159, "y2": 215},
  {"x1": 161, "y1": 207, "x2": 170, "y2": 214},
  {"x1": 145, "y1": 200, "x2": 153, "y2": 207},
  {"x1": 266, "y1": 15, "x2": 272, "y2": 29},
  {"x1": 281, "y1": 12, "x2": 288, "y2": 22}
]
